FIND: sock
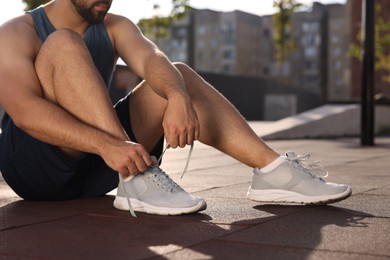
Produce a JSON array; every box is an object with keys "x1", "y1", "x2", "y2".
[{"x1": 259, "y1": 156, "x2": 286, "y2": 173}]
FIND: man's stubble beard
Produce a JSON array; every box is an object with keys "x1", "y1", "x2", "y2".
[{"x1": 70, "y1": 0, "x2": 111, "y2": 24}]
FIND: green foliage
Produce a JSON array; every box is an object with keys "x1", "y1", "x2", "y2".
[
  {"x1": 138, "y1": 0, "x2": 191, "y2": 39},
  {"x1": 272, "y1": 0, "x2": 303, "y2": 63},
  {"x1": 349, "y1": 4, "x2": 390, "y2": 84},
  {"x1": 22, "y1": 0, "x2": 50, "y2": 11}
]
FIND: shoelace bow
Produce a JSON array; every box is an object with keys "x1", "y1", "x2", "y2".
[
  {"x1": 120, "y1": 142, "x2": 194, "y2": 217},
  {"x1": 286, "y1": 153, "x2": 329, "y2": 180}
]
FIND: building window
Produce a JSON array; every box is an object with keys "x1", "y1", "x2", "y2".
[
  {"x1": 223, "y1": 50, "x2": 235, "y2": 60},
  {"x1": 197, "y1": 25, "x2": 206, "y2": 35},
  {"x1": 222, "y1": 64, "x2": 233, "y2": 73},
  {"x1": 302, "y1": 34, "x2": 316, "y2": 46},
  {"x1": 333, "y1": 47, "x2": 341, "y2": 57},
  {"x1": 174, "y1": 28, "x2": 187, "y2": 37},
  {"x1": 197, "y1": 39, "x2": 205, "y2": 49},
  {"x1": 210, "y1": 39, "x2": 218, "y2": 48},
  {"x1": 306, "y1": 61, "x2": 317, "y2": 70},
  {"x1": 304, "y1": 47, "x2": 317, "y2": 58},
  {"x1": 302, "y1": 21, "x2": 319, "y2": 32},
  {"x1": 332, "y1": 60, "x2": 341, "y2": 70},
  {"x1": 221, "y1": 22, "x2": 235, "y2": 36},
  {"x1": 331, "y1": 35, "x2": 340, "y2": 44}
]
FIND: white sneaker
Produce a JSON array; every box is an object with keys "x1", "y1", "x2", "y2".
[
  {"x1": 247, "y1": 151, "x2": 352, "y2": 205},
  {"x1": 114, "y1": 162, "x2": 207, "y2": 216}
]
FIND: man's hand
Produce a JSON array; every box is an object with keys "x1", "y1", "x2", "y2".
[
  {"x1": 101, "y1": 140, "x2": 153, "y2": 178},
  {"x1": 163, "y1": 96, "x2": 200, "y2": 148}
]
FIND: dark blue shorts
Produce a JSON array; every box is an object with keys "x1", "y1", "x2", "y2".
[{"x1": 0, "y1": 93, "x2": 164, "y2": 201}]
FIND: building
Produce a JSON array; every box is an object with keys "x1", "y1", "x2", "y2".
[
  {"x1": 193, "y1": 9, "x2": 264, "y2": 77},
  {"x1": 262, "y1": 3, "x2": 350, "y2": 103},
  {"x1": 117, "y1": 1, "x2": 389, "y2": 120},
  {"x1": 145, "y1": 4, "x2": 351, "y2": 101},
  {"x1": 148, "y1": 8, "x2": 265, "y2": 78},
  {"x1": 326, "y1": 3, "x2": 350, "y2": 102},
  {"x1": 347, "y1": 0, "x2": 390, "y2": 101}
]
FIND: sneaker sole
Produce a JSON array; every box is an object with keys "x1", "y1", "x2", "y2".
[
  {"x1": 247, "y1": 186, "x2": 352, "y2": 205},
  {"x1": 113, "y1": 196, "x2": 207, "y2": 215}
]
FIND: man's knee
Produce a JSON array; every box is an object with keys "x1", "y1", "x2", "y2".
[
  {"x1": 34, "y1": 29, "x2": 89, "y2": 100},
  {"x1": 36, "y1": 29, "x2": 86, "y2": 64}
]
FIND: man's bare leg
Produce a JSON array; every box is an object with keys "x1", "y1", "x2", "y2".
[
  {"x1": 130, "y1": 62, "x2": 279, "y2": 169},
  {"x1": 35, "y1": 30, "x2": 276, "y2": 169},
  {"x1": 34, "y1": 29, "x2": 163, "y2": 160}
]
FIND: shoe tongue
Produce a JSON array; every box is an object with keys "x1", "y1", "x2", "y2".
[
  {"x1": 284, "y1": 151, "x2": 300, "y2": 163},
  {"x1": 285, "y1": 151, "x2": 297, "y2": 159},
  {"x1": 150, "y1": 156, "x2": 158, "y2": 164}
]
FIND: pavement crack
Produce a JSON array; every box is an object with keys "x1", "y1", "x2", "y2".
[{"x1": 0, "y1": 213, "x2": 85, "y2": 232}]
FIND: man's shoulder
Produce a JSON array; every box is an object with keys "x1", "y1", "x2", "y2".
[
  {"x1": 0, "y1": 15, "x2": 41, "y2": 57},
  {"x1": 104, "y1": 13, "x2": 139, "y2": 31},
  {"x1": 0, "y1": 14, "x2": 38, "y2": 41},
  {"x1": 103, "y1": 13, "x2": 142, "y2": 46}
]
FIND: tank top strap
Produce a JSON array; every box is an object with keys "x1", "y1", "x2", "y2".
[{"x1": 28, "y1": 6, "x2": 56, "y2": 42}]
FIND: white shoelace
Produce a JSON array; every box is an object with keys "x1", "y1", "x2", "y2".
[
  {"x1": 120, "y1": 142, "x2": 194, "y2": 217},
  {"x1": 286, "y1": 153, "x2": 329, "y2": 180},
  {"x1": 145, "y1": 166, "x2": 180, "y2": 192},
  {"x1": 158, "y1": 142, "x2": 194, "y2": 179}
]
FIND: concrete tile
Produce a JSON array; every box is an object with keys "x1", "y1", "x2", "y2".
[
  {"x1": 266, "y1": 138, "x2": 390, "y2": 167},
  {"x1": 0, "y1": 213, "x2": 241, "y2": 260},
  {"x1": 196, "y1": 183, "x2": 251, "y2": 199},
  {"x1": 0, "y1": 182, "x2": 20, "y2": 208},
  {"x1": 363, "y1": 185, "x2": 390, "y2": 196},
  {"x1": 195, "y1": 197, "x2": 306, "y2": 226},
  {"x1": 160, "y1": 142, "x2": 238, "y2": 173},
  {"x1": 336, "y1": 193, "x2": 390, "y2": 218},
  {"x1": 163, "y1": 239, "x2": 389, "y2": 260},
  {"x1": 0, "y1": 176, "x2": 19, "y2": 204},
  {"x1": 221, "y1": 206, "x2": 390, "y2": 257},
  {"x1": 168, "y1": 168, "x2": 252, "y2": 194},
  {"x1": 0, "y1": 196, "x2": 114, "y2": 231},
  {"x1": 1, "y1": 138, "x2": 389, "y2": 259},
  {"x1": 92, "y1": 197, "x2": 306, "y2": 227}
]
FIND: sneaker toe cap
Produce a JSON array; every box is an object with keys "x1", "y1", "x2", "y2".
[
  {"x1": 144, "y1": 191, "x2": 205, "y2": 208},
  {"x1": 292, "y1": 180, "x2": 351, "y2": 196}
]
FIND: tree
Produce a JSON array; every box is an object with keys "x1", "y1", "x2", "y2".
[
  {"x1": 349, "y1": 3, "x2": 390, "y2": 84},
  {"x1": 272, "y1": 0, "x2": 303, "y2": 63},
  {"x1": 22, "y1": 0, "x2": 50, "y2": 11},
  {"x1": 137, "y1": 0, "x2": 190, "y2": 39}
]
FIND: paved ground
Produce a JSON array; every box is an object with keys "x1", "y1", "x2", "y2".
[{"x1": 0, "y1": 135, "x2": 389, "y2": 259}]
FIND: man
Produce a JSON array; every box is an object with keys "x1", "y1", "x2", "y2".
[{"x1": 0, "y1": 0, "x2": 351, "y2": 216}]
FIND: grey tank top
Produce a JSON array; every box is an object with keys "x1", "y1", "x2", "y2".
[{"x1": 29, "y1": 6, "x2": 115, "y2": 88}]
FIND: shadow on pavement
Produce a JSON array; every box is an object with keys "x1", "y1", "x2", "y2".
[{"x1": 0, "y1": 198, "x2": 375, "y2": 259}]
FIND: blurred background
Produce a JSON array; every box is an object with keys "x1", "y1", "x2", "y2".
[{"x1": 0, "y1": 0, "x2": 389, "y2": 123}]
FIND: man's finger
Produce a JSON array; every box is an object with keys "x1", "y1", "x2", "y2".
[
  {"x1": 179, "y1": 133, "x2": 188, "y2": 148},
  {"x1": 167, "y1": 134, "x2": 179, "y2": 148},
  {"x1": 127, "y1": 162, "x2": 139, "y2": 176}
]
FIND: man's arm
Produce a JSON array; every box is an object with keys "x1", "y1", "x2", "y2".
[
  {"x1": 0, "y1": 17, "x2": 150, "y2": 176},
  {"x1": 108, "y1": 15, "x2": 200, "y2": 148}
]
